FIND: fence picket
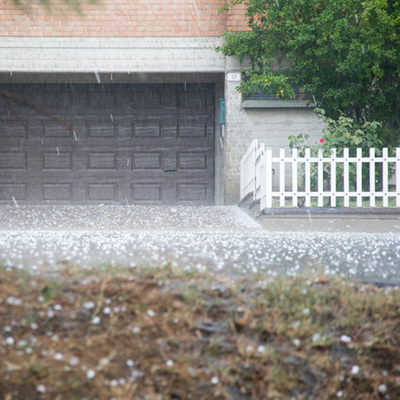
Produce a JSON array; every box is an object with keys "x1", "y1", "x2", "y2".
[
  {"x1": 279, "y1": 148, "x2": 285, "y2": 207},
  {"x1": 382, "y1": 148, "x2": 388, "y2": 207},
  {"x1": 330, "y1": 148, "x2": 337, "y2": 207},
  {"x1": 397, "y1": 148, "x2": 400, "y2": 207},
  {"x1": 317, "y1": 149, "x2": 324, "y2": 207},
  {"x1": 305, "y1": 148, "x2": 311, "y2": 207},
  {"x1": 343, "y1": 148, "x2": 350, "y2": 207},
  {"x1": 292, "y1": 148, "x2": 298, "y2": 207},
  {"x1": 369, "y1": 148, "x2": 376, "y2": 207},
  {"x1": 356, "y1": 148, "x2": 363, "y2": 207},
  {"x1": 240, "y1": 142, "x2": 399, "y2": 211},
  {"x1": 265, "y1": 148, "x2": 273, "y2": 208}
]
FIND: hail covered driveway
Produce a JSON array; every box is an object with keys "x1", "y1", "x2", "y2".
[{"x1": 0, "y1": 205, "x2": 399, "y2": 284}]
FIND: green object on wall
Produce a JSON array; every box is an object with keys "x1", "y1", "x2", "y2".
[{"x1": 219, "y1": 98, "x2": 225, "y2": 125}]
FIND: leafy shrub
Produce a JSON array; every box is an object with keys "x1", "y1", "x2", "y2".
[{"x1": 288, "y1": 109, "x2": 394, "y2": 199}]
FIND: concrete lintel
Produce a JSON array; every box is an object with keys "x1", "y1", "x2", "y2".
[{"x1": 0, "y1": 37, "x2": 226, "y2": 73}]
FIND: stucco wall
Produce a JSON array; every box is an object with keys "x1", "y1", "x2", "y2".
[{"x1": 224, "y1": 73, "x2": 325, "y2": 204}]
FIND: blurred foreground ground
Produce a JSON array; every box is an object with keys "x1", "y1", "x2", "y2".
[{"x1": 1, "y1": 206, "x2": 400, "y2": 399}]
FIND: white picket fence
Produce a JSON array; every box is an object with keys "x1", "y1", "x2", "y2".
[{"x1": 240, "y1": 139, "x2": 400, "y2": 210}]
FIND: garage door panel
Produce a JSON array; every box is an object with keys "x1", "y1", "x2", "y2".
[
  {"x1": 87, "y1": 152, "x2": 117, "y2": 170},
  {"x1": 132, "y1": 120, "x2": 161, "y2": 138},
  {"x1": 0, "y1": 83, "x2": 214, "y2": 205},
  {"x1": 86, "y1": 119, "x2": 118, "y2": 138},
  {"x1": 0, "y1": 183, "x2": 27, "y2": 202},
  {"x1": 177, "y1": 183, "x2": 210, "y2": 204},
  {"x1": 44, "y1": 89, "x2": 72, "y2": 109},
  {"x1": 0, "y1": 151, "x2": 27, "y2": 170},
  {"x1": 177, "y1": 152, "x2": 207, "y2": 170},
  {"x1": 132, "y1": 183, "x2": 162, "y2": 203},
  {"x1": 0, "y1": 117, "x2": 28, "y2": 140},
  {"x1": 133, "y1": 152, "x2": 162, "y2": 170},
  {"x1": 42, "y1": 183, "x2": 73, "y2": 202},
  {"x1": 42, "y1": 151, "x2": 72, "y2": 171},
  {"x1": 87, "y1": 183, "x2": 117, "y2": 202}
]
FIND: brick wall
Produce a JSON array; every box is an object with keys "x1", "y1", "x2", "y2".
[{"x1": 0, "y1": 0, "x2": 248, "y2": 37}]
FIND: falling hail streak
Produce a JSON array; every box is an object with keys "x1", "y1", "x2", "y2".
[
  {"x1": 312, "y1": 95, "x2": 317, "y2": 106},
  {"x1": 94, "y1": 72, "x2": 101, "y2": 84},
  {"x1": 110, "y1": 113, "x2": 113, "y2": 122},
  {"x1": 12, "y1": 196, "x2": 19, "y2": 208},
  {"x1": 73, "y1": 131, "x2": 78, "y2": 141},
  {"x1": 56, "y1": 147, "x2": 60, "y2": 155}
]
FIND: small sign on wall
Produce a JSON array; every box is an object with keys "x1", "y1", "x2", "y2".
[{"x1": 227, "y1": 72, "x2": 241, "y2": 82}]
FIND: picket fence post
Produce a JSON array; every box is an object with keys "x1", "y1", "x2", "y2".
[{"x1": 240, "y1": 143, "x2": 400, "y2": 210}]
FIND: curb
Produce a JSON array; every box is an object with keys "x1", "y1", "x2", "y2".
[{"x1": 259, "y1": 208, "x2": 400, "y2": 219}]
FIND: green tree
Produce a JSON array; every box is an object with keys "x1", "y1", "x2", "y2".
[{"x1": 218, "y1": 0, "x2": 400, "y2": 140}]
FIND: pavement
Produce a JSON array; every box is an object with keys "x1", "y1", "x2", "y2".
[
  {"x1": 256, "y1": 213, "x2": 400, "y2": 234},
  {"x1": 0, "y1": 205, "x2": 399, "y2": 285}
]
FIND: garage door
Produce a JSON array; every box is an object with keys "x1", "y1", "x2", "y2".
[{"x1": 0, "y1": 83, "x2": 215, "y2": 205}]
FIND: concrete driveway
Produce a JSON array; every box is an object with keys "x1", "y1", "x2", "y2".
[{"x1": 0, "y1": 205, "x2": 399, "y2": 285}]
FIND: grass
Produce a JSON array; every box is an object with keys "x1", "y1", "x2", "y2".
[{"x1": 1, "y1": 263, "x2": 400, "y2": 399}]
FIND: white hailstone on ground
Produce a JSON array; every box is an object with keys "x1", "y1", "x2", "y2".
[
  {"x1": 312, "y1": 333, "x2": 321, "y2": 342},
  {"x1": 351, "y1": 365, "x2": 360, "y2": 375},
  {"x1": 293, "y1": 338, "x2": 301, "y2": 347},
  {"x1": 47, "y1": 310, "x2": 55, "y2": 318},
  {"x1": 378, "y1": 384, "x2": 387, "y2": 394},
  {"x1": 257, "y1": 345, "x2": 265, "y2": 353},
  {"x1": 131, "y1": 326, "x2": 140, "y2": 334},
  {"x1": 302, "y1": 308, "x2": 310, "y2": 315},
  {"x1": 166, "y1": 360, "x2": 174, "y2": 367},
  {"x1": 126, "y1": 359, "x2": 134, "y2": 368},
  {"x1": 146, "y1": 310, "x2": 156, "y2": 317},
  {"x1": 336, "y1": 390, "x2": 343, "y2": 398},
  {"x1": 83, "y1": 301, "x2": 95, "y2": 309},
  {"x1": 211, "y1": 376, "x2": 219, "y2": 385},
  {"x1": 86, "y1": 369, "x2": 96, "y2": 379},
  {"x1": 340, "y1": 335, "x2": 352, "y2": 343},
  {"x1": 92, "y1": 316, "x2": 101, "y2": 325},
  {"x1": 36, "y1": 384, "x2": 46, "y2": 393},
  {"x1": 53, "y1": 304, "x2": 62, "y2": 311},
  {"x1": 69, "y1": 356, "x2": 80, "y2": 366},
  {"x1": 5, "y1": 337, "x2": 14, "y2": 345},
  {"x1": 103, "y1": 307, "x2": 111, "y2": 315},
  {"x1": 54, "y1": 353, "x2": 63, "y2": 361}
]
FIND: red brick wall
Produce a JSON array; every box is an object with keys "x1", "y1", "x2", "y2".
[{"x1": 0, "y1": 0, "x2": 248, "y2": 37}]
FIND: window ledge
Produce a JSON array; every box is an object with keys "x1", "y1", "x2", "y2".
[{"x1": 242, "y1": 100, "x2": 314, "y2": 109}]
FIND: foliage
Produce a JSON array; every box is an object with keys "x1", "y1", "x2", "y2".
[
  {"x1": 289, "y1": 108, "x2": 393, "y2": 194},
  {"x1": 218, "y1": 0, "x2": 400, "y2": 139}
]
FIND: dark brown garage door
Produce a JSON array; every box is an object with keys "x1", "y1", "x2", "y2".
[{"x1": 0, "y1": 83, "x2": 215, "y2": 205}]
